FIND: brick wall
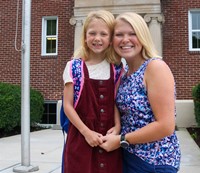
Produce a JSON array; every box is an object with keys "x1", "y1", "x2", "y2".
[
  {"x1": 161, "y1": 0, "x2": 200, "y2": 99},
  {"x1": 0, "y1": 0, "x2": 74, "y2": 101},
  {"x1": 1, "y1": 0, "x2": 199, "y2": 101}
]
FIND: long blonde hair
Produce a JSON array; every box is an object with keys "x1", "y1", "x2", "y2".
[
  {"x1": 73, "y1": 10, "x2": 120, "y2": 64},
  {"x1": 115, "y1": 12, "x2": 161, "y2": 60}
]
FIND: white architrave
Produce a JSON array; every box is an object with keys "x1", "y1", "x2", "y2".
[
  {"x1": 144, "y1": 13, "x2": 164, "y2": 56},
  {"x1": 69, "y1": 17, "x2": 84, "y2": 51}
]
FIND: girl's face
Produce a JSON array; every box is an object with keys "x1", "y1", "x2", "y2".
[
  {"x1": 85, "y1": 18, "x2": 111, "y2": 56},
  {"x1": 113, "y1": 19, "x2": 143, "y2": 61}
]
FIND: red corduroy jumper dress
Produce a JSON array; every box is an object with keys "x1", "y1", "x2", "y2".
[{"x1": 63, "y1": 62, "x2": 122, "y2": 173}]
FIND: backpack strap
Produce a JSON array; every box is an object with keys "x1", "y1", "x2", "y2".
[
  {"x1": 61, "y1": 59, "x2": 83, "y2": 134},
  {"x1": 69, "y1": 58, "x2": 84, "y2": 108},
  {"x1": 112, "y1": 62, "x2": 124, "y2": 97}
]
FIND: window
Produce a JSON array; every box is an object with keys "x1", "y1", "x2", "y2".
[
  {"x1": 42, "y1": 16, "x2": 58, "y2": 56},
  {"x1": 41, "y1": 102, "x2": 57, "y2": 124},
  {"x1": 189, "y1": 11, "x2": 200, "y2": 51}
]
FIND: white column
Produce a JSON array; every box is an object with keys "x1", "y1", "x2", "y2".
[
  {"x1": 69, "y1": 17, "x2": 83, "y2": 51},
  {"x1": 144, "y1": 14, "x2": 164, "y2": 57}
]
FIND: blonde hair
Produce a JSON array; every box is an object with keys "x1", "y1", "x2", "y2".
[
  {"x1": 115, "y1": 12, "x2": 161, "y2": 60},
  {"x1": 73, "y1": 10, "x2": 119, "y2": 64}
]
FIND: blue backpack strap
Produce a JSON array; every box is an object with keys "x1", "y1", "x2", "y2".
[
  {"x1": 113, "y1": 62, "x2": 123, "y2": 84},
  {"x1": 71, "y1": 58, "x2": 84, "y2": 108},
  {"x1": 60, "y1": 59, "x2": 74, "y2": 134},
  {"x1": 112, "y1": 62, "x2": 124, "y2": 97},
  {"x1": 60, "y1": 58, "x2": 83, "y2": 134}
]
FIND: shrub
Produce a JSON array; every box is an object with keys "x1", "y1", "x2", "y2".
[
  {"x1": 0, "y1": 82, "x2": 44, "y2": 131},
  {"x1": 192, "y1": 83, "x2": 200, "y2": 126}
]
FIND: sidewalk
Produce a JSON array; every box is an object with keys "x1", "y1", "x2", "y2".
[
  {"x1": 0, "y1": 128, "x2": 200, "y2": 173},
  {"x1": 177, "y1": 128, "x2": 200, "y2": 173},
  {"x1": 0, "y1": 129, "x2": 63, "y2": 173}
]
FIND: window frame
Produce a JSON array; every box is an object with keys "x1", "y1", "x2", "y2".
[
  {"x1": 41, "y1": 101, "x2": 57, "y2": 124},
  {"x1": 188, "y1": 10, "x2": 200, "y2": 51},
  {"x1": 41, "y1": 16, "x2": 58, "y2": 56}
]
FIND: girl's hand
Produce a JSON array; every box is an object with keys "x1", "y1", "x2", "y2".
[
  {"x1": 106, "y1": 126, "x2": 120, "y2": 135},
  {"x1": 100, "y1": 134, "x2": 121, "y2": 152},
  {"x1": 83, "y1": 129, "x2": 103, "y2": 147}
]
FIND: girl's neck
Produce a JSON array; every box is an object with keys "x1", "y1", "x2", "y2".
[{"x1": 86, "y1": 53, "x2": 106, "y2": 65}]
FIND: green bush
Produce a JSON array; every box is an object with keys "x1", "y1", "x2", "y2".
[
  {"x1": 192, "y1": 83, "x2": 200, "y2": 126},
  {"x1": 0, "y1": 82, "x2": 44, "y2": 131}
]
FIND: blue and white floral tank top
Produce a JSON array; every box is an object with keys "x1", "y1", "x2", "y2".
[{"x1": 116, "y1": 58, "x2": 181, "y2": 169}]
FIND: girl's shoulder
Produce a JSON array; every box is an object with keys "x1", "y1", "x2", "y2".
[{"x1": 70, "y1": 57, "x2": 82, "y2": 63}]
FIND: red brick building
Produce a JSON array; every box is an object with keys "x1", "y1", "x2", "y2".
[
  {"x1": 0, "y1": 0, "x2": 74, "y2": 123},
  {"x1": 1, "y1": 0, "x2": 199, "y2": 125},
  {"x1": 161, "y1": 0, "x2": 200, "y2": 100}
]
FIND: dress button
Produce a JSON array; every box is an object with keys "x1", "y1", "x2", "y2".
[
  {"x1": 99, "y1": 149, "x2": 103, "y2": 153},
  {"x1": 100, "y1": 109, "x2": 104, "y2": 113},
  {"x1": 100, "y1": 123, "x2": 104, "y2": 127},
  {"x1": 100, "y1": 94, "x2": 104, "y2": 99},
  {"x1": 99, "y1": 80, "x2": 103, "y2": 85},
  {"x1": 100, "y1": 163, "x2": 104, "y2": 168}
]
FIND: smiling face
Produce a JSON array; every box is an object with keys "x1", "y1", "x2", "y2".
[
  {"x1": 85, "y1": 18, "x2": 111, "y2": 58},
  {"x1": 113, "y1": 19, "x2": 143, "y2": 61}
]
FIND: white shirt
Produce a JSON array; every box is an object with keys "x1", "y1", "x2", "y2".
[{"x1": 63, "y1": 59, "x2": 110, "y2": 85}]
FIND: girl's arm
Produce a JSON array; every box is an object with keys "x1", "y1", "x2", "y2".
[
  {"x1": 63, "y1": 83, "x2": 103, "y2": 147},
  {"x1": 106, "y1": 63, "x2": 124, "y2": 135},
  {"x1": 106, "y1": 104, "x2": 121, "y2": 135}
]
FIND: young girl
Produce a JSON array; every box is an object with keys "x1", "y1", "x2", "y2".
[
  {"x1": 100, "y1": 12, "x2": 181, "y2": 173},
  {"x1": 62, "y1": 10, "x2": 123, "y2": 173}
]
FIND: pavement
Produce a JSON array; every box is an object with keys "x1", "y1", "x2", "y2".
[{"x1": 0, "y1": 128, "x2": 200, "y2": 173}]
